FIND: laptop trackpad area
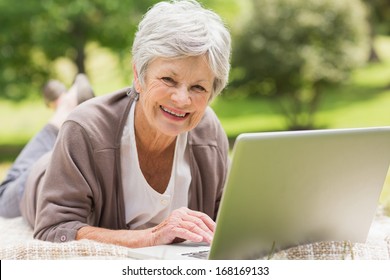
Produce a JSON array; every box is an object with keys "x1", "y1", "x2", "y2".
[{"x1": 127, "y1": 242, "x2": 210, "y2": 260}]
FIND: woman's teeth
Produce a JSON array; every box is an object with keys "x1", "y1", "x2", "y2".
[{"x1": 161, "y1": 106, "x2": 187, "y2": 118}]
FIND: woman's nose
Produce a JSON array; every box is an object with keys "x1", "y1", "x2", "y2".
[{"x1": 171, "y1": 86, "x2": 191, "y2": 106}]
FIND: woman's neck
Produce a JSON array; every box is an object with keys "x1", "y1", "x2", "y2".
[{"x1": 134, "y1": 103, "x2": 177, "y2": 155}]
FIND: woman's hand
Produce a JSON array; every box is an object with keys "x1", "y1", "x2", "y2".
[
  {"x1": 149, "y1": 207, "x2": 215, "y2": 246},
  {"x1": 76, "y1": 207, "x2": 215, "y2": 248}
]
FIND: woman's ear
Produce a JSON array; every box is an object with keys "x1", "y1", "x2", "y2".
[{"x1": 133, "y1": 64, "x2": 142, "y2": 93}]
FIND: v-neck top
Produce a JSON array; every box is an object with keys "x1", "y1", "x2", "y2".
[{"x1": 120, "y1": 101, "x2": 191, "y2": 229}]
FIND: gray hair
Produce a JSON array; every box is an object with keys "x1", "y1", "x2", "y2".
[{"x1": 132, "y1": 0, "x2": 231, "y2": 99}]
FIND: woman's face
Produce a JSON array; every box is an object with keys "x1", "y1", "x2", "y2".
[{"x1": 134, "y1": 55, "x2": 215, "y2": 137}]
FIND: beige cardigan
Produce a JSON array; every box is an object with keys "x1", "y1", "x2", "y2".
[{"x1": 21, "y1": 88, "x2": 229, "y2": 243}]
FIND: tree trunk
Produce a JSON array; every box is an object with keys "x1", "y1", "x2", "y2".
[
  {"x1": 75, "y1": 45, "x2": 86, "y2": 74},
  {"x1": 71, "y1": 20, "x2": 87, "y2": 74},
  {"x1": 367, "y1": 21, "x2": 380, "y2": 63}
]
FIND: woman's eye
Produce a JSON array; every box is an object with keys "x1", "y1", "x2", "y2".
[
  {"x1": 161, "y1": 77, "x2": 176, "y2": 85},
  {"x1": 192, "y1": 85, "x2": 206, "y2": 92}
]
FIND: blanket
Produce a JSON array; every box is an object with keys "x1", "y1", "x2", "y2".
[{"x1": 1, "y1": 208, "x2": 390, "y2": 260}]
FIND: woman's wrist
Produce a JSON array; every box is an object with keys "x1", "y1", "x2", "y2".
[{"x1": 76, "y1": 226, "x2": 155, "y2": 248}]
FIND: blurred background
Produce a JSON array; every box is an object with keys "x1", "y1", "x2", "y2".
[{"x1": 1, "y1": 0, "x2": 389, "y2": 208}]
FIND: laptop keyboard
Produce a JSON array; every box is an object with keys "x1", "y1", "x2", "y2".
[{"x1": 181, "y1": 250, "x2": 210, "y2": 259}]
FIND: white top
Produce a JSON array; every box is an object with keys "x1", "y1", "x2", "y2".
[{"x1": 120, "y1": 101, "x2": 191, "y2": 230}]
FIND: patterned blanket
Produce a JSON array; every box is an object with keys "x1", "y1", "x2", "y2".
[{"x1": 1, "y1": 208, "x2": 390, "y2": 260}]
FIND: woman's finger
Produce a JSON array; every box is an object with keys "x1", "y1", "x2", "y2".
[{"x1": 176, "y1": 208, "x2": 216, "y2": 233}]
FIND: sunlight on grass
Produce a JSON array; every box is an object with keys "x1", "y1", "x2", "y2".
[
  {"x1": 219, "y1": 114, "x2": 285, "y2": 135},
  {"x1": 0, "y1": 100, "x2": 51, "y2": 145},
  {"x1": 211, "y1": 97, "x2": 286, "y2": 135},
  {"x1": 375, "y1": 35, "x2": 390, "y2": 61},
  {"x1": 316, "y1": 89, "x2": 390, "y2": 129},
  {"x1": 352, "y1": 62, "x2": 390, "y2": 87}
]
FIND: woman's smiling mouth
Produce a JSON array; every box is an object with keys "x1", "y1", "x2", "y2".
[{"x1": 160, "y1": 105, "x2": 189, "y2": 119}]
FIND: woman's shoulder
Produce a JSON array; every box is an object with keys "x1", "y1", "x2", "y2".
[
  {"x1": 63, "y1": 87, "x2": 134, "y2": 146},
  {"x1": 68, "y1": 87, "x2": 132, "y2": 124},
  {"x1": 188, "y1": 106, "x2": 228, "y2": 147}
]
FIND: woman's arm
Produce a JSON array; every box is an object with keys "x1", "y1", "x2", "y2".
[{"x1": 76, "y1": 207, "x2": 215, "y2": 247}]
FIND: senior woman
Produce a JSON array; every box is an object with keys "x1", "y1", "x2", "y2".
[{"x1": 0, "y1": 0, "x2": 231, "y2": 248}]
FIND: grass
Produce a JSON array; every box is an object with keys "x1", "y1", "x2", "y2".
[
  {"x1": 0, "y1": 99, "x2": 52, "y2": 146},
  {"x1": 1, "y1": 36, "x2": 390, "y2": 210}
]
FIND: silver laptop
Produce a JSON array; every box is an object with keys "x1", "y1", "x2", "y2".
[{"x1": 126, "y1": 127, "x2": 390, "y2": 260}]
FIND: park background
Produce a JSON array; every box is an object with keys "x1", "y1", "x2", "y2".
[{"x1": 1, "y1": 0, "x2": 390, "y2": 211}]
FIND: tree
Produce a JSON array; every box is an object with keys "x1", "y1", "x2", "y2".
[
  {"x1": 0, "y1": 0, "x2": 159, "y2": 100},
  {"x1": 361, "y1": 0, "x2": 390, "y2": 62},
  {"x1": 0, "y1": 1, "x2": 46, "y2": 100},
  {"x1": 229, "y1": 0, "x2": 370, "y2": 130},
  {"x1": 0, "y1": 0, "x2": 240, "y2": 101}
]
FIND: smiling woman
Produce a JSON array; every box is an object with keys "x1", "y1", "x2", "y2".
[
  {"x1": 0, "y1": 0, "x2": 232, "y2": 250},
  {"x1": 134, "y1": 56, "x2": 214, "y2": 138}
]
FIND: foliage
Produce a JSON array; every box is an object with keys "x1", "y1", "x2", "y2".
[
  {"x1": 0, "y1": 0, "x2": 159, "y2": 100},
  {"x1": 361, "y1": 0, "x2": 390, "y2": 62},
  {"x1": 229, "y1": 0, "x2": 370, "y2": 130},
  {"x1": 0, "y1": 0, "x2": 240, "y2": 101},
  {"x1": 362, "y1": 0, "x2": 390, "y2": 36}
]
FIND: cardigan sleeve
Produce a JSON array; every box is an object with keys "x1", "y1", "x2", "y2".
[{"x1": 33, "y1": 120, "x2": 99, "y2": 243}]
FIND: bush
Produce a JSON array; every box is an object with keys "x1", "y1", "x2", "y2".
[{"x1": 230, "y1": 0, "x2": 370, "y2": 129}]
